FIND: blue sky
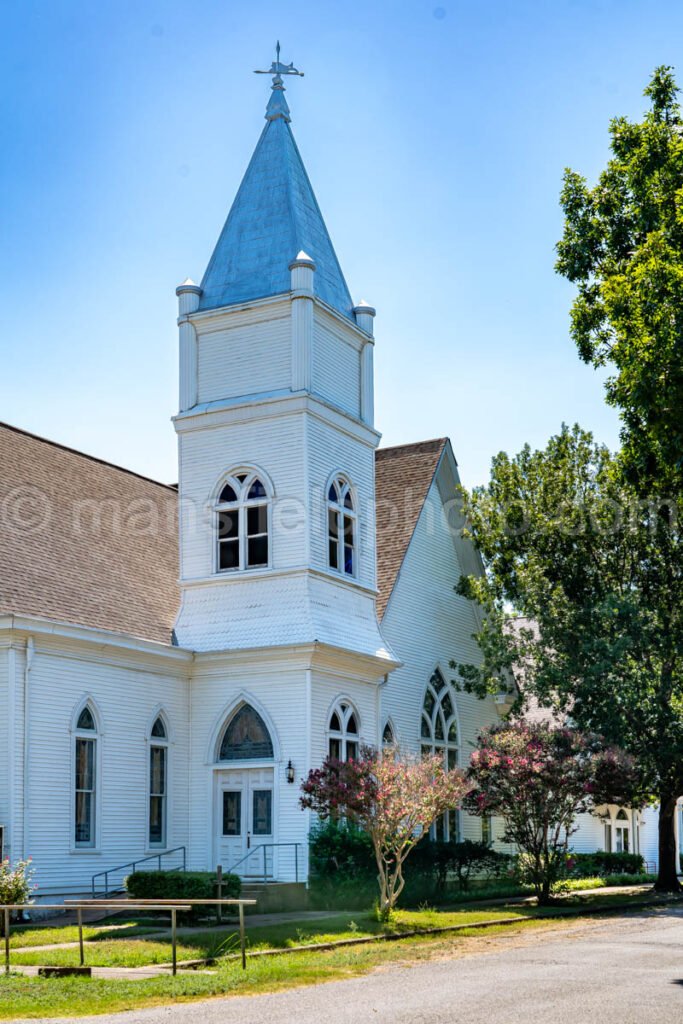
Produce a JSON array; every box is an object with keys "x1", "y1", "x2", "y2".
[{"x1": 1, "y1": 0, "x2": 679, "y2": 487}]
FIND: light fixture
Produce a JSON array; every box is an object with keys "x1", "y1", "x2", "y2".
[{"x1": 286, "y1": 760, "x2": 295, "y2": 784}]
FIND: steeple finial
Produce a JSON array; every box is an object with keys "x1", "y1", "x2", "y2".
[{"x1": 254, "y1": 43, "x2": 304, "y2": 122}]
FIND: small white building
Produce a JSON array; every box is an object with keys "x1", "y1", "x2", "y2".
[{"x1": 0, "y1": 66, "x2": 672, "y2": 900}]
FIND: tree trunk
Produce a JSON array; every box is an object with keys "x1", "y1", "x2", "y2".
[{"x1": 655, "y1": 791, "x2": 681, "y2": 892}]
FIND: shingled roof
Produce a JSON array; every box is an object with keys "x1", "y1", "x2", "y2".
[
  {"x1": 0, "y1": 423, "x2": 179, "y2": 645},
  {"x1": 0, "y1": 426, "x2": 446, "y2": 643},
  {"x1": 374, "y1": 438, "x2": 448, "y2": 620}
]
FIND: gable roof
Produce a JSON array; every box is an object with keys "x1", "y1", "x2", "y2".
[
  {"x1": 199, "y1": 83, "x2": 353, "y2": 319},
  {"x1": 0, "y1": 426, "x2": 447, "y2": 643},
  {"x1": 374, "y1": 438, "x2": 448, "y2": 620},
  {"x1": 0, "y1": 423, "x2": 179, "y2": 645}
]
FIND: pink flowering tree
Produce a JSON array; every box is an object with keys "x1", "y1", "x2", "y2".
[
  {"x1": 301, "y1": 749, "x2": 470, "y2": 920},
  {"x1": 464, "y1": 723, "x2": 639, "y2": 903}
]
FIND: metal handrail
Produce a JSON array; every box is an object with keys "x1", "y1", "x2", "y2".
[
  {"x1": 91, "y1": 845, "x2": 187, "y2": 898},
  {"x1": 229, "y1": 842, "x2": 301, "y2": 883}
]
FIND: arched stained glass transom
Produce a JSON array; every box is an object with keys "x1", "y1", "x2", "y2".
[
  {"x1": 219, "y1": 705, "x2": 274, "y2": 761},
  {"x1": 421, "y1": 668, "x2": 460, "y2": 842}
]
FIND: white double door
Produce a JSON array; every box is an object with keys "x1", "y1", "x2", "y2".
[{"x1": 215, "y1": 767, "x2": 275, "y2": 878}]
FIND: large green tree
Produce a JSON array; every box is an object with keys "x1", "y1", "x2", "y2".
[
  {"x1": 556, "y1": 65, "x2": 683, "y2": 488},
  {"x1": 454, "y1": 425, "x2": 683, "y2": 891}
]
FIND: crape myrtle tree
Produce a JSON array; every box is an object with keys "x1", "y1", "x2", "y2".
[
  {"x1": 300, "y1": 749, "x2": 469, "y2": 920},
  {"x1": 453, "y1": 424, "x2": 683, "y2": 891},
  {"x1": 464, "y1": 722, "x2": 639, "y2": 903}
]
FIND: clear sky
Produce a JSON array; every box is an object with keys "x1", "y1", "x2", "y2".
[{"x1": 1, "y1": 0, "x2": 679, "y2": 488}]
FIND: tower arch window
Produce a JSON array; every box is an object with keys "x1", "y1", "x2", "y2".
[
  {"x1": 149, "y1": 715, "x2": 168, "y2": 848},
  {"x1": 421, "y1": 668, "x2": 460, "y2": 842},
  {"x1": 328, "y1": 701, "x2": 359, "y2": 761},
  {"x1": 74, "y1": 702, "x2": 98, "y2": 848},
  {"x1": 216, "y1": 470, "x2": 271, "y2": 573},
  {"x1": 218, "y1": 704, "x2": 274, "y2": 761},
  {"x1": 327, "y1": 477, "x2": 356, "y2": 576}
]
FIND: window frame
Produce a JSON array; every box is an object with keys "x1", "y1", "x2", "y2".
[
  {"x1": 71, "y1": 701, "x2": 100, "y2": 852},
  {"x1": 214, "y1": 469, "x2": 272, "y2": 575},
  {"x1": 327, "y1": 700, "x2": 360, "y2": 762},
  {"x1": 326, "y1": 476, "x2": 358, "y2": 579},
  {"x1": 420, "y1": 669, "x2": 461, "y2": 843},
  {"x1": 148, "y1": 715, "x2": 169, "y2": 850}
]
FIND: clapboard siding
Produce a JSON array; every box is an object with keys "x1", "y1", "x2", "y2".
[
  {"x1": 380, "y1": 463, "x2": 502, "y2": 845},
  {"x1": 311, "y1": 317, "x2": 361, "y2": 418},
  {"x1": 0, "y1": 647, "x2": 9, "y2": 852},
  {"x1": 306, "y1": 416, "x2": 376, "y2": 591},
  {"x1": 188, "y1": 657, "x2": 310, "y2": 881},
  {"x1": 19, "y1": 642, "x2": 189, "y2": 893},
  {"x1": 196, "y1": 315, "x2": 290, "y2": 404}
]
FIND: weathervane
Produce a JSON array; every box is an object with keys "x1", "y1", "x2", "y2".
[{"x1": 254, "y1": 41, "x2": 304, "y2": 83}]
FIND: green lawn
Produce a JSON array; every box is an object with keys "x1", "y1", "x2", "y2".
[
  {"x1": 0, "y1": 892, "x2": 675, "y2": 1020},
  {"x1": 0, "y1": 912, "x2": 620, "y2": 1021},
  {"x1": 7, "y1": 921, "x2": 161, "y2": 949}
]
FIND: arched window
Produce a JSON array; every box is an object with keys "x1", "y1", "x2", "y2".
[
  {"x1": 219, "y1": 705, "x2": 274, "y2": 761},
  {"x1": 382, "y1": 720, "x2": 395, "y2": 750},
  {"x1": 328, "y1": 701, "x2": 359, "y2": 761},
  {"x1": 149, "y1": 716, "x2": 168, "y2": 848},
  {"x1": 216, "y1": 470, "x2": 270, "y2": 572},
  {"x1": 74, "y1": 703, "x2": 98, "y2": 848},
  {"x1": 327, "y1": 477, "x2": 356, "y2": 576},
  {"x1": 421, "y1": 669, "x2": 460, "y2": 842},
  {"x1": 614, "y1": 809, "x2": 631, "y2": 853}
]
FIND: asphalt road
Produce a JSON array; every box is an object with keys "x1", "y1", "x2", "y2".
[{"x1": 20, "y1": 906, "x2": 683, "y2": 1024}]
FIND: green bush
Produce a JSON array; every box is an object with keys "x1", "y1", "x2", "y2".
[
  {"x1": 307, "y1": 820, "x2": 376, "y2": 910},
  {"x1": 567, "y1": 852, "x2": 645, "y2": 878},
  {"x1": 410, "y1": 839, "x2": 511, "y2": 892},
  {"x1": 125, "y1": 870, "x2": 240, "y2": 919}
]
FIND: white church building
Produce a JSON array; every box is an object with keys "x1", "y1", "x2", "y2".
[{"x1": 0, "y1": 60, "x2": 667, "y2": 900}]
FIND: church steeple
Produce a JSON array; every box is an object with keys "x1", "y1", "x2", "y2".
[{"x1": 198, "y1": 49, "x2": 353, "y2": 318}]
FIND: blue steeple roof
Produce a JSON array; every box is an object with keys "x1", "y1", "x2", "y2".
[{"x1": 199, "y1": 77, "x2": 353, "y2": 318}]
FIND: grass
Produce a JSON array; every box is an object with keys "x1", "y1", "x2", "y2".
[
  {"x1": 6, "y1": 891, "x2": 660, "y2": 969},
  {"x1": 7, "y1": 920, "x2": 161, "y2": 949},
  {"x1": 0, "y1": 910, "x2": 639, "y2": 1020}
]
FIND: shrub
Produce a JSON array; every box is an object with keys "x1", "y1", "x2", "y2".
[
  {"x1": 567, "y1": 852, "x2": 645, "y2": 878},
  {"x1": 309, "y1": 820, "x2": 375, "y2": 881},
  {"x1": 0, "y1": 857, "x2": 36, "y2": 933},
  {"x1": 308, "y1": 820, "x2": 376, "y2": 910},
  {"x1": 125, "y1": 870, "x2": 240, "y2": 919}
]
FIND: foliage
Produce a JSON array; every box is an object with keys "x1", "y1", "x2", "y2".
[
  {"x1": 463, "y1": 722, "x2": 638, "y2": 902},
  {"x1": 556, "y1": 66, "x2": 683, "y2": 490},
  {"x1": 454, "y1": 423, "x2": 683, "y2": 892},
  {"x1": 308, "y1": 820, "x2": 375, "y2": 881},
  {"x1": 0, "y1": 858, "x2": 36, "y2": 929},
  {"x1": 567, "y1": 851, "x2": 645, "y2": 878},
  {"x1": 410, "y1": 838, "x2": 509, "y2": 892},
  {"x1": 300, "y1": 749, "x2": 470, "y2": 920},
  {"x1": 125, "y1": 870, "x2": 240, "y2": 920}
]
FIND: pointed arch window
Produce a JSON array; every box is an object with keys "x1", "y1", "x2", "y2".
[
  {"x1": 328, "y1": 701, "x2": 359, "y2": 761},
  {"x1": 421, "y1": 669, "x2": 460, "y2": 842},
  {"x1": 149, "y1": 716, "x2": 168, "y2": 848},
  {"x1": 219, "y1": 705, "x2": 274, "y2": 761},
  {"x1": 382, "y1": 720, "x2": 395, "y2": 750},
  {"x1": 216, "y1": 470, "x2": 270, "y2": 572},
  {"x1": 74, "y1": 703, "x2": 98, "y2": 848},
  {"x1": 327, "y1": 477, "x2": 356, "y2": 576}
]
